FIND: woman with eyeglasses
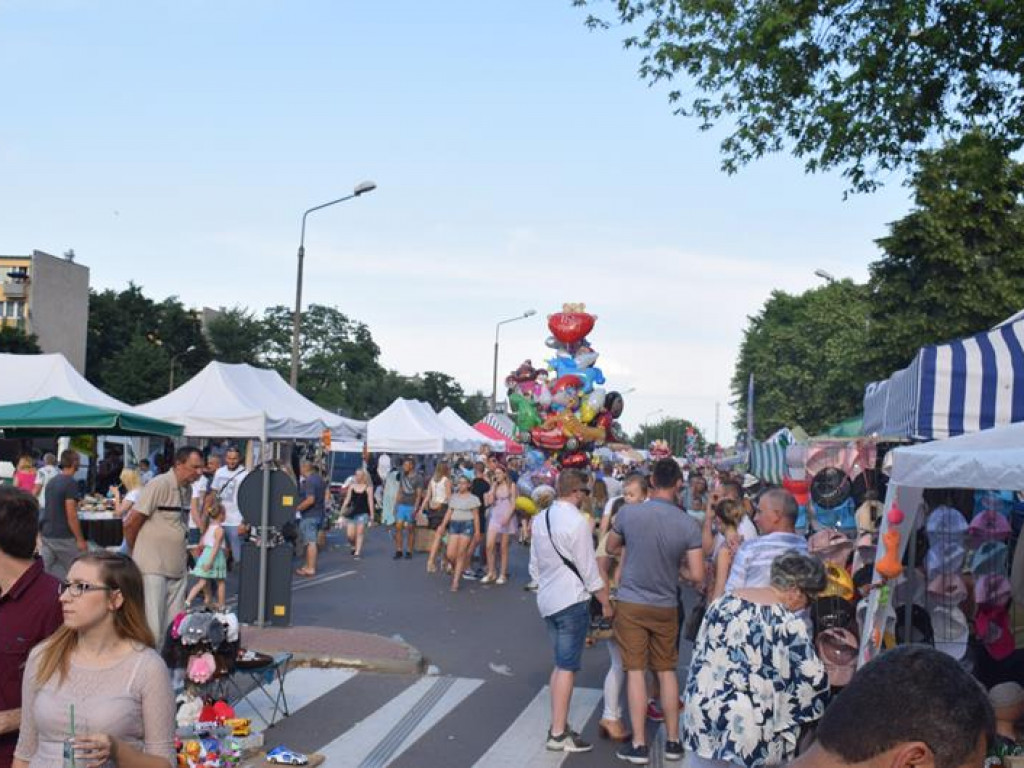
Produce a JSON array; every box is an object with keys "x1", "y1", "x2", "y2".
[
  {"x1": 682, "y1": 551, "x2": 829, "y2": 768},
  {"x1": 14, "y1": 551, "x2": 175, "y2": 768}
]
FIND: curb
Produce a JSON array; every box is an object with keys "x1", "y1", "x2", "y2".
[{"x1": 286, "y1": 645, "x2": 424, "y2": 675}]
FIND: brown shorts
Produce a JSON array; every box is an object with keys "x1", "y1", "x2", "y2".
[{"x1": 613, "y1": 600, "x2": 680, "y2": 672}]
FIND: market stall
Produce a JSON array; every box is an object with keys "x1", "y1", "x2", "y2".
[
  {"x1": 857, "y1": 421, "x2": 1024, "y2": 674},
  {"x1": 436, "y1": 406, "x2": 503, "y2": 452},
  {"x1": 0, "y1": 352, "x2": 139, "y2": 409},
  {"x1": 365, "y1": 398, "x2": 463, "y2": 454}
]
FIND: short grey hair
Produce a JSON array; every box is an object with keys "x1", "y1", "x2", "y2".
[
  {"x1": 770, "y1": 551, "x2": 826, "y2": 595},
  {"x1": 761, "y1": 488, "x2": 799, "y2": 523}
]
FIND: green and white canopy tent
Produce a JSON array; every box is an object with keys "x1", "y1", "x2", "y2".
[{"x1": 0, "y1": 397, "x2": 183, "y2": 437}]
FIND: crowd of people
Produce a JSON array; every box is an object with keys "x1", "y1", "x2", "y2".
[{"x1": 0, "y1": 443, "x2": 1013, "y2": 768}]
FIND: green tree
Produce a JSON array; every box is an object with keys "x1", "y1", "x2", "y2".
[
  {"x1": 574, "y1": 1, "x2": 1024, "y2": 193},
  {"x1": 458, "y1": 392, "x2": 489, "y2": 425},
  {"x1": 0, "y1": 325, "x2": 41, "y2": 353},
  {"x1": 731, "y1": 280, "x2": 872, "y2": 437},
  {"x1": 99, "y1": 337, "x2": 172, "y2": 404},
  {"x1": 867, "y1": 131, "x2": 1024, "y2": 375},
  {"x1": 418, "y1": 371, "x2": 467, "y2": 413},
  {"x1": 205, "y1": 306, "x2": 266, "y2": 365},
  {"x1": 86, "y1": 283, "x2": 159, "y2": 383},
  {"x1": 632, "y1": 417, "x2": 707, "y2": 457}
]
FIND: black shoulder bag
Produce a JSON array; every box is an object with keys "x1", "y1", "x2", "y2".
[{"x1": 544, "y1": 509, "x2": 605, "y2": 627}]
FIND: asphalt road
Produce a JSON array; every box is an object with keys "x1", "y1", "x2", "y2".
[{"x1": 243, "y1": 525, "x2": 695, "y2": 768}]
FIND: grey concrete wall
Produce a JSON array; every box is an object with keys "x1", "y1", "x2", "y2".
[{"x1": 29, "y1": 250, "x2": 89, "y2": 373}]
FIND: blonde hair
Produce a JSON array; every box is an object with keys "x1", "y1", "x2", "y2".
[
  {"x1": 434, "y1": 462, "x2": 450, "y2": 481},
  {"x1": 120, "y1": 468, "x2": 143, "y2": 492},
  {"x1": 36, "y1": 552, "x2": 155, "y2": 686},
  {"x1": 16, "y1": 455, "x2": 34, "y2": 473},
  {"x1": 714, "y1": 498, "x2": 745, "y2": 531}
]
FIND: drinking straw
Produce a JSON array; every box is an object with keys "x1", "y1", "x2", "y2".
[{"x1": 69, "y1": 702, "x2": 75, "y2": 736}]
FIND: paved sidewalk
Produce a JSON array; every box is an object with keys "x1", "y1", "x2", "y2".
[{"x1": 241, "y1": 625, "x2": 423, "y2": 674}]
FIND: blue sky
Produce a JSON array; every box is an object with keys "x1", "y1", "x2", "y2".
[{"x1": 0, "y1": 0, "x2": 912, "y2": 440}]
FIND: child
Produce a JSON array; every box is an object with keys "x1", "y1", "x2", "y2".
[
  {"x1": 187, "y1": 501, "x2": 228, "y2": 609},
  {"x1": 708, "y1": 498, "x2": 746, "y2": 601}
]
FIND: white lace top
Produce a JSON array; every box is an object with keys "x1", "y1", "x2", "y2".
[{"x1": 15, "y1": 643, "x2": 176, "y2": 767}]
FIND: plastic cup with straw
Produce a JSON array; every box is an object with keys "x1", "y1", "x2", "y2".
[{"x1": 62, "y1": 703, "x2": 76, "y2": 768}]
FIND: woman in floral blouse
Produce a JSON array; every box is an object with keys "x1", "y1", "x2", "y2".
[{"x1": 683, "y1": 551, "x2": 829, "y2": 768}]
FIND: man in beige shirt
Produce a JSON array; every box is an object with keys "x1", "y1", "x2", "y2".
[{"x1": 125, "y1": 446, "x2": 203, "y2": 649}]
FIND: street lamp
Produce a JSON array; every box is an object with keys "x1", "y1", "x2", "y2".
[
  {"x1": 290, "y1": 180, "x2": 377, "y2": 390},
  {"x1": 814, "y1": 268, "x2": 837, "y2": 284},
  {"x1": 169, "y1": 345, "x2": 196, "y2": 391},
  {"x1": 491, "y1": 309, "x2": 537, "y2": 413},
  {"x1": 621, "y1": 387, "x2": 637, "y2": 396},
  {"x1": 643, "y1": 407, "x2": 664, "y2": 439}
]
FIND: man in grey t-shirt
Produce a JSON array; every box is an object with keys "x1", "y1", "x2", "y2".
[
  {"x1": 607, "y1": 458, "x2": 704, "y2": 763},
  {"x1": 39, "y1": 450, "x2": 85, "y2": 580}
]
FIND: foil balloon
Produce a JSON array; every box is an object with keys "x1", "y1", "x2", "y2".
[
  {"x1": 515, "y1": 496, "x2": 538, "y2": 515},
  {"x1": 578, "y1": 399, "x2": 598, "y2": 424},
  {"x1": 547, "y1": 303, "x2": 596, "y2": 345},
  {"x1": 531, "y1": 426, "x2": 567, "y2": 451},
  {"x1": 560, "y1": 451, "x2": 588, "y2": 469},
  {"x1": 574, "y1": 346, "x2": 599, "y2": 369},
  {"x1": 525, "y1": 448, "x2": 546, "y2": 470},
  {"x1": 508, "y1": 391, "x2": 542, "y2": 432},
  {"x1": 517, "y1": 475, "x2": 535, "y2": 496},
  {"x1": 604, "y1": 391, "x2": 625, "y2": 419}
]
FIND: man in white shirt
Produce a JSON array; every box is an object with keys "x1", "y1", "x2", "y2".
[
  {"x1": 529, "y1": 468, "x2": 612, "y2": 755},
  {"x1": 212, "y1": 447, "x2": 248, "y2": 563},
  {"x1": 725, "y1": 488, "x2": 807, "y2": 592}
]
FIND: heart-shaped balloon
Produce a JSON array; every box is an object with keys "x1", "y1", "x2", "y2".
[{"x1": 548, "y1": 310, "x2": 596, "y2": 345}]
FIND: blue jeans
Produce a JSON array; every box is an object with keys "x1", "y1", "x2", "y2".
[
  {"x1": 298, "y1": 515, "x2": 322, "y2": 546},
  {"x1": 544, "y1": 601, "x2": 590, "y2": 672},
  {"x1": 222, "y1": 525, "x2": 242, "y2": 562},
  {"x1": 396, "y1": 504, "x2": 415, "y2": 524},
  {"x1": 448, "y1": 519, "x2": 475, "y2": 537}
]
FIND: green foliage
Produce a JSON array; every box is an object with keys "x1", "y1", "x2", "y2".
[
  {"x1": 205, "y1": 307, "x2": 266, "y2": 365},
  {"x1": 99, "y1": 337, "x2": 172, "y2": 404},
  {"x1": 573, "y1": 1, "x2": 1024, "y2": 193},
  {"x1": 867, "y1": 131, "x2": 1024, "y2": 374},
  {"x1": 632, "y1": 417, "x2": 707, "y2": 457},
  {"x1": 86, "y1": 283, "x2": 211, "y2": 398},
  {"x1": 0, "y1": 325, "x2": 41, "y2": 353},
  {"x1": 731, "y1": 281, "x2": 873, "y2": 438}
]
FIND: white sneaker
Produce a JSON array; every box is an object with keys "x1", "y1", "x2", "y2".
[
  {"x1": 496, "y1": 575, "x2": 507, "y2": 585},
  {"x1": 480, "y1": 574, "x2": 496, "y2": 584}
]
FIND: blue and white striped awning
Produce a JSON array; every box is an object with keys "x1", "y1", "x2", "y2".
[{"x1": 864, "y1": 314, "x2": 1024, "y2": 440}]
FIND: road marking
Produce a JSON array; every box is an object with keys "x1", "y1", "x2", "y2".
[
  {"x1": 318, "y1": 676, "x2": 483, "y2": 767},
  {"x1": 292, "y1": 570, "x2": 357, "y2": 591},
  {"x1": 471, "y1": 685, "x2": 602, "y2": 767},
  {"x1": 231, "y1": 667, "x2": 358, "y2": 723}
]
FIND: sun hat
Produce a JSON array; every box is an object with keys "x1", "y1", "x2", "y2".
[
  {"x1": 989, "y1": 682, "x2": 1024, "y2": 710},
  {"x1": 926, "y1": 505, "x2": 968, "y2": 541},
  {"x1": 968, "y1": 509, "x2": 1012, "y2": 546},
  {"x1": 816, "y1": 627, "x2": 859, "y2": 687},
  {"x1": 820, "y1": 563, "x2": 856, "y2": 602},
  {"x1": 975, "y1": 574, "x2": 1013, "y2": 608},
  {"x1": 971, "y1": 541, "x2": 1010, "y2": 576},
  {"x1": 894, "y1": 603, "x2": 935, "y2": 646},
  {"x1": 812, "y1": 596, "x2": 858, "y2": 635},
  {"x1": 927, "y1": 573, "x2": 968, "y2": 605},
  {"x1": 855, "y1": 500, "x2": 883, "y2": 535},
  {"x1": 808, "y1": 530, "x2": 856, "y2": 568},
  {"x1": 930, "y1": 605, "x2": 970, "y2": 660}
]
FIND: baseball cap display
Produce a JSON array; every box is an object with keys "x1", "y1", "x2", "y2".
[
  {"x1": 820, "y1": 563, "x2": 856, "y2": 602},
  {"x1": 810, "y1": 467, "x2": 852, "y2": 510},
  {"x1": 924, "y1": 542, "x2": 966, "y2": 577},
  {"x1": 894, "y1": 603, "x2": 935, "y2": 646},
  {"x1": 891, "y1": 570, "x2": 927, "y2": 608},
  {"x1": 926, "y1": 505, "x2": 968, "y2": 541},
  {"x1": 812, "y1": 596, "x2": 858, "y2": 635},
  {"x1": 816, "y1": 627, "x2": 859, "y2": 687},
  {"x1": 927, "y1": 573, "x2": 968, "y2": 605},
  {"x1": 968, "y1": 509, "x2": 1012, "y2": 545},
  {"x1": 930, "y1": 605, "x2": 970, "y2": 660},
  {"x1": 971, "y1": 541, "x2": 1010, "y2": 576},
  {"x1": 975, "y1": 574, "x2": 1012, "y2": 609}
]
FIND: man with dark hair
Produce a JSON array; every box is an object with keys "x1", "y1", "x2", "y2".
[
  {"x1": 295, "y1": 461, "x2": 326, "y2": 577},
  {"x1": 607, "y1": 458, "x2": 704, "y2": 763},
  {"x1": 530, "y1": 468, "x2": 612, "y2": 754},
  {"x1": 39, "y1": 449, "x2": 84, "y2": 579},
  {"x1": 126, "y1": 446, "x2": 204, "y2": 648},
  {"x1": 0, "y1": 487, "x2": 62, "y2": 768},
  {"x1": 725, "y1": 487, "x2": 806, "y2": 592},
  {"x1": 393, "y1": 458, "x2": 424, "y2": 560},
  {"x1": 792, "y1": 645, "x2": 993, "y2": 768}
]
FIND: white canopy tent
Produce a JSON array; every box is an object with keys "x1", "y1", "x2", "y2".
[
  {"x1": 136, "y1": 362, "x2": 366, "y2": 441},
  {"x1": 858, "y1": 421, "x2": 1024, "y2": 667},
  {"x1": 364, "y1": 398, "x2": 469, "y2": 454},
  {"x1": 436, "y1": 406, "x2": 503, "y2": 451},
  {"x1": 0, "y1": 353, "x2": 137, "y2": 410}
]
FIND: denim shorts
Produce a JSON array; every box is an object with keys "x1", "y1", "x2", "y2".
[
  {"x1": 544, "y1": 600, "x2": 590, "y2": 672},
  {"x1": 299, "y1": 515, "x2": 322, "y2": 545},
  {"x1": 395, "y1": 504, "x2": 415, "y2": 524},
  {"x1": 346, "y1": 513, "x2": 369, "y2": 525},
  {"x1": 448, "y1": 519, "x2": 474, "y2": 537}
]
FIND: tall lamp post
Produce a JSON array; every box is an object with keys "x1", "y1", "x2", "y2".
[
  {"x1": 490, "y1": 309, "x2": 537, "y2": 413},
  {"x1": 290, "y1": 181, "x2": 377, "y2": 390},
  {"x1": 168, "y1": 345, "x2": 196, "y2": 392}
]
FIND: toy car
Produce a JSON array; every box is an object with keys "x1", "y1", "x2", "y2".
[{"x1": 266, "y1": 746, "x2": 308, "y2": 766}]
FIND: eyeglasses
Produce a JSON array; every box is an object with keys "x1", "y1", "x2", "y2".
[{"x1": 58, "y1": 581, "x2": 115, "y2": 598}]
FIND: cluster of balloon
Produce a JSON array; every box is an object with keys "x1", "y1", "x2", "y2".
[
  {"x1": 649, "y1": 439, "x2": 672, "y2": 460},
  {"x1": 505, "y1": 303, "x2": 628, "y2": 514}
]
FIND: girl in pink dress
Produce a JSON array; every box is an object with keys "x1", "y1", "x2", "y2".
[{"x1": 481, "y1": 467, "x2": 517, "y2": 585}]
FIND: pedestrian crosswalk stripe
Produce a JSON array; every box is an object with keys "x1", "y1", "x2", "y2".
[
  {"x1": 470, "y1": 685, "x2": 603, "y2": 767},
  {"x1": 318, "y1": 675, "x2": 483, "y2": 767},
  {"x1": 231, "y1": 667, "x2": 358, "y2": 724}
]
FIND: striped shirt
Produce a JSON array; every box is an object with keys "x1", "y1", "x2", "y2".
[{"x1": 724, "y1": 532, "x2": 807, "y2": 593}]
